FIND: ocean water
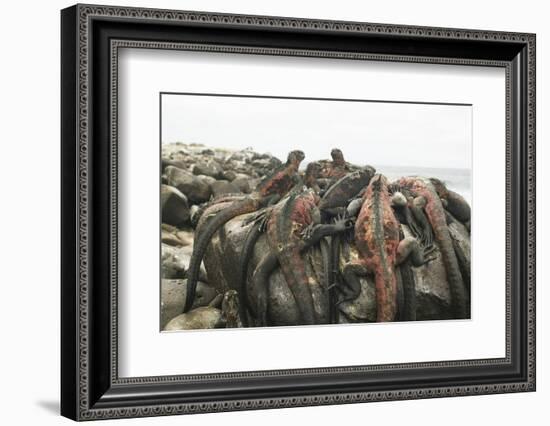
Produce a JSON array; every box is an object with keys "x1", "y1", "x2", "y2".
[{"x1": 375, "y1": 165, "x2": 472, "y2": 207}]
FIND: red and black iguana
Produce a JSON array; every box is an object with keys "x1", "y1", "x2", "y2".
[
  {"x1": 249, "y1": 187, "x2": 353, "y2": 326},
  {"x1": 183, "y1": 150, "x2": 305, "y2": 312},
  {"x1": 237, "y1": 162, "x2": 322, "y2": 326},
  {"x1": 339, "y1": 175, "x2": 427, "y2": 322}
]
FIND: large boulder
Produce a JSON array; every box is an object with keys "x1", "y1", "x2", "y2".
[
  {"x1": 197, "y1": 213, "x2": 336, "y2": 325},
  {"x1": 161, "y1": 184, "x2": 189, "y2": 226},
  {"x1": 193, "y1": 160, "x2": 224, "y2": 179},
  {"x1": 250, "y1": 156, "x2": 282, "y2": 177},
  {"x1": 165, "y1": 166, "x2": 211, "y2": 203},
  {"x1": 222, "y1": 170, "x2": 238, "y2": 181},
  {"x1": 232, "y1": 175, "x2": 252, "y2": 194},
  {"x1": 200, "y1": 211, "x2": 469, "y2": 326},
  {"x1": 195, "y1": 174, "x2": 217, "y2": 188},
  {"x1": 161, "y1": 158, "x2": 188, "y2": 172}
]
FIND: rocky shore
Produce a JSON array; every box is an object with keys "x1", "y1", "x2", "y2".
[{"x1": 160, "y1": 142, "x2": 471, "y2": 330}]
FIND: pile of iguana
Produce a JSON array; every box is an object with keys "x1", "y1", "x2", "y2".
[
  {"x1": 237, "y1": 157, "x2": 364, "y2": 326},
  {"x1": 183, "y1": 148, "x2": 471, "y2": 326}
]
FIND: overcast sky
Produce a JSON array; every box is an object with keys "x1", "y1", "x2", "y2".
[{"x1": 161, "y1": 94, "x2": 471, "y2": 170}]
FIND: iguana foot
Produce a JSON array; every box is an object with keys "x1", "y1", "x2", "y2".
[
  {"x1": 423, "y1": 246, "x2": 438, "y2": 264},
  {"x1": 396, "y1": 236, "x2": 439, "y2": 267},
  {"x1": 301, "y1": 223, "x2": 316, "y2": 241},
  {"x1": 241, "y1": 209, "x2": 267, "y2": 227},
  {"x1": 333, "y1": 212, "x2": 355, "y2": 231}
]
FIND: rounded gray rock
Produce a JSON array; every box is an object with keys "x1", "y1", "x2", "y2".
[
  {"x1": 161, "y1": 184, "x2": 190, "y2": 226},
  {"x1": 193, "y1": 160, "x2": 224, "y2": 179},
  {"x1": 232, "y1": 176, "x2": 252, "y2": 193},
  {"x1": 161, "y1": 244, "x2": 189, "y2": 279},
  {"x1": 161, "y1": 278, "x2": 219, "y2": 328},
  {"x1": 164, "y1": 307, "x2": 225, "y2": 331}
]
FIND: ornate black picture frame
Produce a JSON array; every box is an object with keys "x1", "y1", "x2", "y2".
[{"x1": 61, "y1": 4, "x2": 536, "y2": 421}]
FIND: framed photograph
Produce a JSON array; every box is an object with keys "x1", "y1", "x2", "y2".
[{"x1": 61, "y1": 4, "x2": 536, "y2": 421}]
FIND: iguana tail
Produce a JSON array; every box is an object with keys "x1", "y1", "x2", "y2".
[
  {"x1": 398, "y1": 260, "x2": 417, "y2": 321},
  {"x1": 374, "y1": 266, "x2": 398, "y2": 322},
  {"x1": 324, "y1": 236, "x2": 339, "y2": 324},
  {"x1": 184, "y1": 198, "x2": 259, "y2": 312},
  {"x1": 238, "y1": 221, "x2": 265, "y2": 326},
  {"x1": 251, "y1": 252, "x2": 279, "y2": 326},
  {"x1": 191, "y1": 194, "x2": 247, "y2": 227},
  {"x1": 318, "y1": 238, "x2": 333, "y2": 323},
  {"x1": 279, "y1": 251, "x2": 317, "y2": 325}
]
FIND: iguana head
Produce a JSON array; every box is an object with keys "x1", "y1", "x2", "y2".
[
  {"x1": 371, "y1": 174, "x2": 387, "y2": 193},
  {"x1": 286, "y1": 150, "x2": 305, "y2": 168},
  {"x1": 429, "y1": 177, "x2": 449, "y2": 200},
  {"x1": 304, "y1": 161, "x2": 322, "y2": 187},
  {"x1": 330, "y1": 148, "x2": 345, "y2": 165}
]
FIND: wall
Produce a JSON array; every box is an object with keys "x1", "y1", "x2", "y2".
[{"x1": 0, "y1": 0, "x2": 546, "y2": 424}]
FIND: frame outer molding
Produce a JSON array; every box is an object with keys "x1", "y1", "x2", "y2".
[{"x1": 61, "y1": 3, "x2": 536, "y2": 420}]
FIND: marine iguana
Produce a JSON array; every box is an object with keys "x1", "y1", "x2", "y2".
[
  {"x1": 338, "y1": 175, "x2": 427, "y2": 322},
  {"x1": 443, "y1": 210, "x2": 471, "y2": 298},
  {"x1": 318, "y1": 148, "x2": 355, "y2": 180},
  {"x1": 250, "y1": 189, "x2": 353, "y2": 326},
  {"x1": 236, "y1": 161, "x2": 327, "y2": 326},
  {"x1": 398, "y1": 177, "x2": 469, "y2": 319},
  {"x1": 183, "y1": 150, "x2": 305, "y2": 312},
  {"x1": 389, "y1": 191, "x2": 435, "y2": 321},
  {"x1": 318, "y1": 168, "x2": 375, "y2": 218},
  {"x1": 304, "y1": 161, "x2": 323, "y2": 194},
  {"x1": 314, "y1": 167, "x2": 377, "y2": 322},
  {"x1": 388, "y1": 184, "x2": 435, "y2": 251},
  {"x1": 429, "y1": 177, "x2": 471, "y2": 225}
]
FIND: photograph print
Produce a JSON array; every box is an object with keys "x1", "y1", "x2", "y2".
[{"x1": 160, "y1": 93, "x2": 472, "y2": 331}]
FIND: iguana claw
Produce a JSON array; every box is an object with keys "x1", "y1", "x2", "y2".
[
  {"x1": 301, "y1": 223, "x2": 315, "y2": 241},
  {"x1": 241, "y1": 209, "x2": 266, "y2": 227},
  {"x1": 327, "y1": 282, "x2": 338, "y2": 290}
]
